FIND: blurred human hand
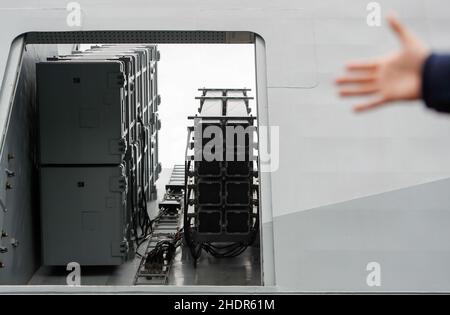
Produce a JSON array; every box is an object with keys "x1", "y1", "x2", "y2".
[{"x1": 336, "y1": 15, "x2": 430, "y2": 112}]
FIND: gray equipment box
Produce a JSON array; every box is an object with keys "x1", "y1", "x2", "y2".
[
  {"x1": 37, "y1": 61, "x2": 127, "y2": 165},
  {"x1": 55, "y1": 53, "x2": 139, "y2": 146},
  {"x1": 40, "y1": 165, "x2": 129, "y2": 266}
]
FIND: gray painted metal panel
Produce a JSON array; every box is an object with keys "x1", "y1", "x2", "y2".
[
  {"x1": 274, "y1": 178, "x2": 450, "y2": 291},
  {"x1": 40, "y1": 165, "x2": 128, "y2": 266},
  {"x1": 0, "y1": 44, "x2": 57, "y2": 284},
  {"x1": 37, "y1": 61, "x2": 127, "y2": 165},
  {"x1": 2, "y1": 0, "x2": 450, "y2": 293}
]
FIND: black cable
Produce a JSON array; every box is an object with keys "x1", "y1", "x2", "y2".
[
  {"x1": 144, "y1": 230, "x2": 184, "y2": 271},
  {"x1": 131, "y1": 118, "x2": 154, "y2": 248}
]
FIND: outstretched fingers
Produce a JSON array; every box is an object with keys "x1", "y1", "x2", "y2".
[
  {"x1": 335, "y1": 75, "x2": 376, "y2": 85},
  {"x1": 353, "y1": 97, "x2": 387, "y2": 112},
  {"x1": 345, "y1": 61, "x2": 379, "y2": 72},
  {"x1": 387, "y1": 14, "x2": 414, "y2": 46},
  {"x1": 339, "y1": 85, "x2": 379, "y2": 97}
]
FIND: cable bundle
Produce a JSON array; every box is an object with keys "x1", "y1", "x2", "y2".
[{"x1": 144, "y1": 229, "x2": 183, "y2": 272}]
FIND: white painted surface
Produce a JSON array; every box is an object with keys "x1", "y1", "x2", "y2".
[{"x1": 2, "y1": 0, "x2": 450, "y2": 291}]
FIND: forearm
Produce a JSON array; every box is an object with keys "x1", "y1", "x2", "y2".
[{"x1": 422, "y1": 54, "x2": 450, "y2": 113}]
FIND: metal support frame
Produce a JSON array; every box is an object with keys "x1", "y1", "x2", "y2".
[
  {"x1": 183, "y1": 88, "x2": 260, "y2": 263},
  {"x1": 134, "y1": 165, "x2": 184, "y2": 285}
]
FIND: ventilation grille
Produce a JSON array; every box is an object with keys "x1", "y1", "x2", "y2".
[{"x1": 25, "y1": 31, "x2": 254, "y2": 44}]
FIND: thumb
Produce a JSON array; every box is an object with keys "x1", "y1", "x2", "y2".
[{"x1": 388, "y1": 14, "x2": 413, "y2": 46}]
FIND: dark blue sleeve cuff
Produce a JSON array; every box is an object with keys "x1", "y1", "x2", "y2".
[{"x1": 422, "y1": 53, "x2": 450, "y2": 113}]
